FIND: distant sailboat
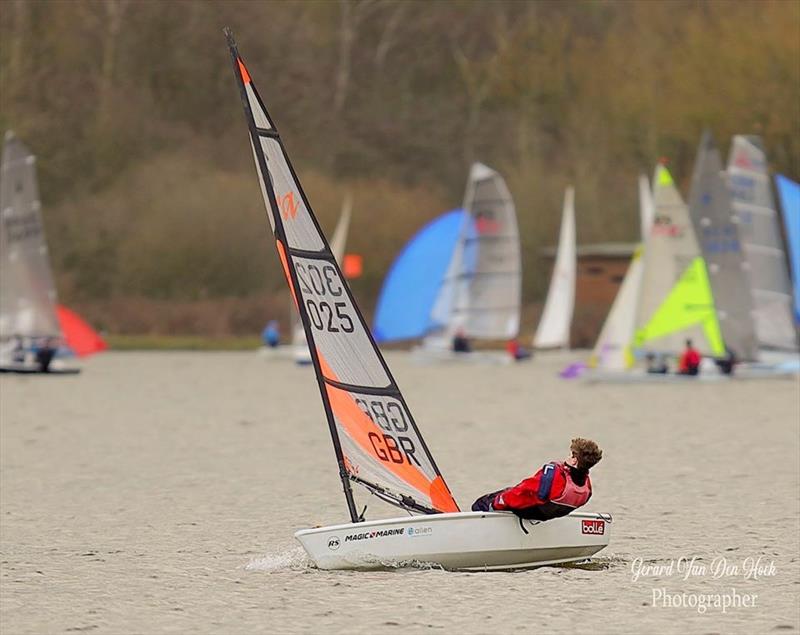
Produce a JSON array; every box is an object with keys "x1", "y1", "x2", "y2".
[
  {"x1": 533, "y1": 186, "x2": 576, "y2": 349},
  {"x1": 422, "y1": 163, "x2": 521, "y2": 354},
  {"x1": 373, "y1": 209, "x2": 466, "y2": 342},
  {"x1": 291, "y1": 195, "x2": 352, "y2": 364},
  {"x1": 726, "y1": 136, "x2": 797, "y2": 352},
  {"x1": 633, "y1": 164, "x2": 724, "y2": 357},
  {"x1": 226, "y1": 29, "x2": 610, "y2": 570},
  {"x1": 0, "y1": 131, "x2": 105, "y2": 373},
  {"x1": 688, "y1": 132, "x2": 758, "y2": 362}
]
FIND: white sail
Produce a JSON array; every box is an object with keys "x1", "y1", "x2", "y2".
[
  {"x1": 0, "y1": 132, "x2": 61, "y2": 341},
  {"x1": 427, "y1": 163, "x2": 521, "y2": 344},
  {"x1": 533, "y1": 186, "x2": 576, "y2": 349},
  {"x1": 589, "y1": 246, "x2": 644, "y2": 370},
  {"x1": 727, "y1": 136, "x2": 797, "y2": 351},
  {"x1": 292, "y1": 196, "x2": 352, "y2": 362},
  {"x1": 228, "y1": 35, "x2": 458, "y2": 518},
  {"x1": 639, "y1": 174, "x2": 655, "y2": 240}
]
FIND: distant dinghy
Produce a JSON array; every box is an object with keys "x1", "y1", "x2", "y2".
[
  {"x1": 726, "y1": 136, "x2": 798, "y2": 352},
  {"x1": 533, "y1": 186, "x2": 576, "y2": 350},
  {"x1": 688, "y1": 132, "x2": 759, "y2": 362},
  {"x1": 226, "y1": 29, "x2": 610, "y2": 570},
  {"x1": 633, "y1": 165, "x2": 724, "y2": 358},
  {"x1": 0, "y1": 132, "x2": 105, "y2": 374}
]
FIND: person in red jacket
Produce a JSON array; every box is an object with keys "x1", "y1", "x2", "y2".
[
  {"x1": 471, "y1": 438, "x2": 602, "y2": 520},
  {"x1": 677, "y1": 338, "x2": 701, "y2": 376}
]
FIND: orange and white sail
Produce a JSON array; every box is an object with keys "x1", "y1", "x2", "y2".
[{"x1": 226, "y1": 30, "x2": 458, "y2": 519}]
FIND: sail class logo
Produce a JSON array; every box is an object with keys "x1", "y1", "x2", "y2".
[
  {"x1": 278, "y1": 191, "x2": 300, "y2": 220},
  {"x1": 327, "y1": 536, "x2": 340, "y2": 550}
]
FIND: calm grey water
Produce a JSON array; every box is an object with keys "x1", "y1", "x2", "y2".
[{"x1": 1, "y1": 351, "x2": 798, "y2": 634}]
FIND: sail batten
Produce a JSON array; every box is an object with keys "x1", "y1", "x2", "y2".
[{"x1": 226, "y1": 30, "x2": 459, "y2": 519}]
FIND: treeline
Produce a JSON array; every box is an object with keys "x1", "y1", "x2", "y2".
[{"x1": 0, "y1": 0, "x2": 797, "y2": 335}]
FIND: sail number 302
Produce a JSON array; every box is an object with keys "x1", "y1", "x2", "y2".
[{"x1": 296, "y1": 262, "x2": 355, "y2": 333}]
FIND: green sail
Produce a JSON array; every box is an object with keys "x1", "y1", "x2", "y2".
[{"x1": 634, "y1": 256, "x2": 724, "y2": 355}]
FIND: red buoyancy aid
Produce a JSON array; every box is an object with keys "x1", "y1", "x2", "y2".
[
  {"x1": 497, "y1": 461, "x2": 592, "y2": 521},
  {"x1": 550, "y1": 462, "x2": 592, "y2": 509}
]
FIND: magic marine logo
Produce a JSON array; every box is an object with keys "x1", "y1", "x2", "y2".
[{"x1": 344, "y1": 528, "x2": 405, "y2": 543}]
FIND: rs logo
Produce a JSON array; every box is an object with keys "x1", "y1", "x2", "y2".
[
  {"x1": 278, "y1": 192, "x2": 300, "y2": 220},
  {"x1": 328, "y1": 536, "x2": 340, "y2": 550},
  {"x1": 581, "y1": 519, "x2": 605, "y2": 535}
]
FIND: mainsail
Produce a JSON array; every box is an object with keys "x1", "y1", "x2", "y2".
[
  {"x1": 533, "y1": 186, "x2": 576, "y2": 349},
  {"x1": 427, "y1": 163, "x2": 521, "y2": 343},
  {"x1": 727, "y1": 136, "x2": 797, "y2": 351},
  {"x1": 226, "y1": 31, "x2": 459, "y2": 520},
  {"x1": 634, "y1": 165, "x2": 724, "y2": 356},
  {"x1": 0, "y1": 132, "x2": 61, "y2": 341},
  {"x1": 689, "y1": 132, "x2": 758, "y2": 361},
  {"x1": 776, "y1": 175, "x2": 800, "y2": 325}
]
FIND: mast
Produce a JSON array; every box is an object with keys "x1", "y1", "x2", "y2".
[{"x1": 224, "y1": 29, "x2": 359, "y2": 523}]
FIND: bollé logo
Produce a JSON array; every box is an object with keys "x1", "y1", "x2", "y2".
[
  {"x1": 328, "y1": 536, "x2": 340, "y2": 550},
  {"x1": 581, "y1": 520, "x2": 605, "y2": 535}
]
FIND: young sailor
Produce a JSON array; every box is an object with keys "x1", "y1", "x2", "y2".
[
  {"x1": 471, "y1": 438, "x2": 602, "y2": 520},
  {"x1": 677, "y1": 339, "x2": 701, "y2": 375}
]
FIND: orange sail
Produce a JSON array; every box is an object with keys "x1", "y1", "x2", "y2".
[{"x1": 226, "y1": 30, "x2": 458, "y2": 518}]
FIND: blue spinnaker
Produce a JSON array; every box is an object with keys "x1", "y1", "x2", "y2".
[
  {"x1": 373, "y1": 210, "x2": 466, "y2": 342},
  {"x1": 776, "y1": 175, "x2": 800, "y2": 324}
]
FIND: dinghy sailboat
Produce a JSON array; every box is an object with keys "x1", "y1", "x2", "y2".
[
  {"x1": 726, "y1": 136, "x2": 798, "y2": 353},
  {"x1": 0, "y1": 132, "x2": 104, "y2": 373},
  {"x1": 688, "y1": 132, "x2": 759, "y2": 362},
  {"x1": 418, "y1": 163, "x2": 522, "y2": 361},
  {"x1": 226, "y1": 30, "x2": 610, "y2": 570},
  {"x1": 533, "y1": 186, "x2": 576, "y2": 350}
]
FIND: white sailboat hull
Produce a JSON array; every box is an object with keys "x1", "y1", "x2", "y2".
[
  {"x1": 295, "y1": 511, "x2": 610, "y2": 571},
  {"x1": 583, "y1": 366, "x2": 797, "y2": 384}
]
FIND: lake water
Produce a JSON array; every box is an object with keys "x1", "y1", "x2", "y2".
[{"x1": 1, "y1": 351, "x2": 798, "y2": 634}]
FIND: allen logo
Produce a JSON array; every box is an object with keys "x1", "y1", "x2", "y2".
[
  {"x1": 582, "y1": 519, "x2": 605, "y2": 535},
  {"x1": 327, "y1": 536, "x2": 340, "y2": 550}
]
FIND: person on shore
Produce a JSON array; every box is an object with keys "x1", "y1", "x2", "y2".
[
  {"x1": 471, "y1": 438, "x2": 602, "y2": 520},
  {"x1": 677, "y1": 339, "x2": 701, "y2": 376},
  {"x1": 261, "y1": 320, "x2": 280, "y2": 348},
  {"x1": 34, "y1": 337, "x2": 57, "y2": 372},
  {"x1": 452, "y1": 329, "x2": 471, "y2": 354},
  {"x1": 506, "y1": 338, "x2": 532, "y2": 362}
]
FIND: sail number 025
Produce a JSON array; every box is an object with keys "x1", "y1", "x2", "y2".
[{"x1": 296, "y1": 262, "x2": 355, "y2": 333}]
